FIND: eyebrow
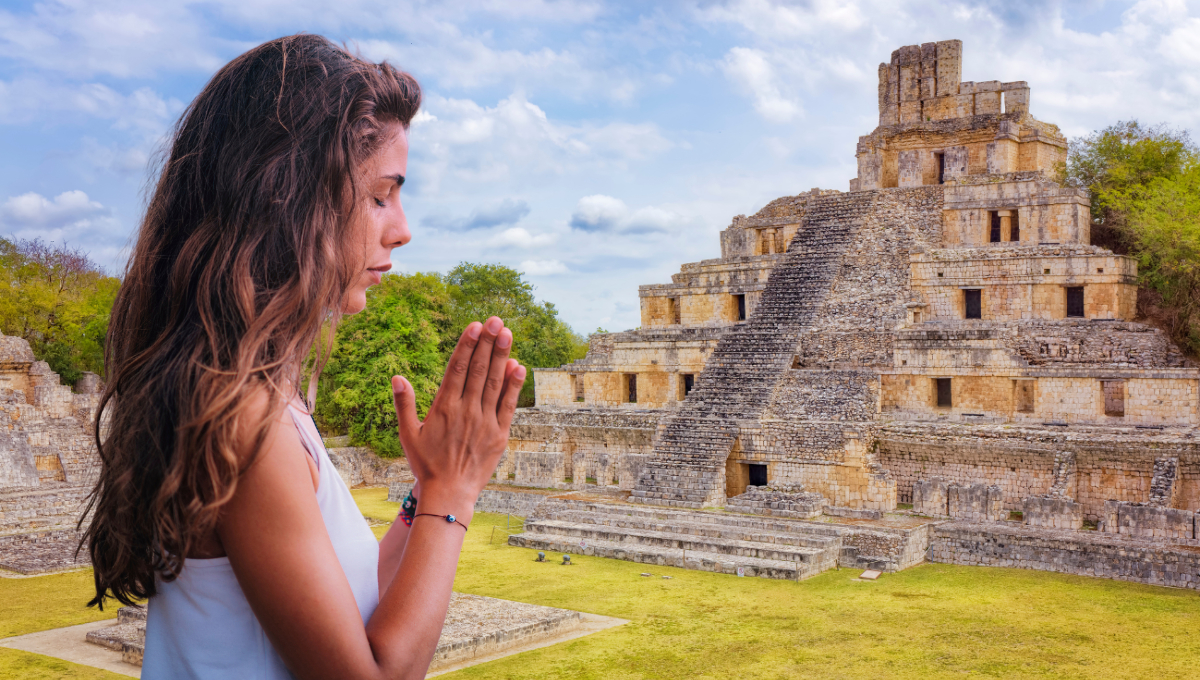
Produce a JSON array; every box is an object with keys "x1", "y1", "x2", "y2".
[{"x1": 383, "y1": 174, "x2": 405, "y2": 187}]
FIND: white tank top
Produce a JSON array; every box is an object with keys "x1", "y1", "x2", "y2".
[{"x1": 142, "y1": 403, "x2": 380, "y2": 679}]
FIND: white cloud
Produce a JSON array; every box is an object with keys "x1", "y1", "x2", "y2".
[
  {"x1": 488, "y1": 227, "x2": 558, "y2": 248},
  {"x1": 410, "y1": 93, "x2": 671, "y2": 193},
  {"x1": 0, "y1": 191, "x2": 126, "y2": 266},
  {"x1": 520, "y1": 259, "x2": 568, "y2": 275},
  {"x1": 569, "y1": 195, "x2": 683, "y2": 234},
  {"x1": 424, "y1": 198, "x2": 531, "y2": 231},
  {"x1": 722, "y1": 47, "x2": 802, "y2": 123}
]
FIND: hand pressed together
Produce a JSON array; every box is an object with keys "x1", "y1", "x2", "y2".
[{"x1": 390, "y1": 316, "x2": 525, "y2": 521}]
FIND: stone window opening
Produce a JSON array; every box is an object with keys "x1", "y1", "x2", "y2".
[
  {"x1": 1102, "y1": 380, "x2": 1125, "y2": 417},
  {"x1": 935, "y1": 152, "x2": 946, "y2": 184},
  {"x1": 624, "y1": 373, "x2": 638, "y2": 404},
  {"x1": 1010, "y1": 210, "x2": 1020, "y2": 242},
  {"x1": 1097, "y1": 268, "x2": 1104, "y2": 274},
  {"x1": 679, "y1": 373, "x2": 695, "y2": 400},
  {"x1": 734, "y1": 293, "x2": 747, "y2": 321},
  {"x1": 1066, "y1": 286, "x2": 1085, "y2": 318},
  {"x1": 964, "y1": 289, "x2": 982, "y2": 319},
  {"x1": 748, "y1": 463, "x2": 768, "y2": 487},
  {"x1": 935, "y1": 378, "x2": 953, "y2": 408},
  {"x1": 666, "y1": 296, "x2": 680, "y2": 325},
  {"x1": 572, "y1": 374, "x2": 584, "y2": 402},
  {"x1": 1014, "y1": 379, "x2": 1035, "y2": 413},
  {"x1": 989, "y1": 211, "x2": 1002, "y2": 243},
  {"x1": 790, "y1": 355, "x2": 803, "y2": 369}
]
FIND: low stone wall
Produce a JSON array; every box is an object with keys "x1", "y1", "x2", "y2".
[
  {"x1": 913, "y1": 478, "x2": 949, "y2": 516},
  {"x1": 387, "y1": 483, "x2": 552, "y2": 517},
  {"x1": 949, "y1": 483, "x2": 1004, "y2": 522},
  {"x1": 1023, "y1": 496, "x2": 1083, "y2": 530},
  {"x1": 513, "y1": 451, "x2": 566, "y2": 488},
  {"x1": 1100, "y1": 500, "x2": 1195, "y2": 540},
  {"x1": 839, "y1": 523, "x2": 933, "y2": 572},
  {"x1": 325, "y1": 447, "x2": 410, "y2": 489},
  {"x1": 0, "y1": 486, "x2": 91, "y2": 533},
  {"x1": 931, "y1": 521, "x2": 1200, "y2": 590}
]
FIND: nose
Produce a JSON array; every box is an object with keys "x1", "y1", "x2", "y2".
[{"x1": 387, "y1": 202, "x2": 411, "y2": 248}]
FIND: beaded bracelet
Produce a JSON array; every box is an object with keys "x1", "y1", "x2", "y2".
[
  {"x1": 400, "y1": 490, "x2": 418, "y2": 527},
  {"x1": 415, "y1": 513, "x2": 469, "y2": 531}
]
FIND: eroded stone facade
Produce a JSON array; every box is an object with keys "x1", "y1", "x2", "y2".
[{"x1": 510, "y1": 41, "x2": 1200, "y2": 570}]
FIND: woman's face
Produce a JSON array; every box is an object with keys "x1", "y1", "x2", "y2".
[{"x1": 344, "y1": 126, "x2": 411, "y2": 315}]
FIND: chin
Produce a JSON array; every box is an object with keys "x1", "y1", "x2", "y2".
[{"x1": 342, "y1": 290, "x2": 368, "y2": 315}]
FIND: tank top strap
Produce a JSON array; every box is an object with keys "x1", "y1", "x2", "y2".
[{"x1": 285, "y1": 402, "x2": 323, "y2": 472}]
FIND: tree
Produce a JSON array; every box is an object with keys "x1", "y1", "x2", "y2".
[
  {"x1": 1060, "y1": 120, "x2": 1196, "y2": 253},
  {"x1": 314, "y1": 272, "x2": 452, "y2": 457},
  {"x1": 1125, "y1": 162, "x2": 1200, "y2": 356},
  {"x1": 313, "y1": 264, "x2": 587, "y2": 457},
  {"x1": 1060, "y1": 120, "x2": 1200, "y2": 357},
  {"x1": 0, "y1": 238, "x2": 119, "y2": 384},
  {"x1": 445, "y1": 263, "x2": 587, "y2": 406}
]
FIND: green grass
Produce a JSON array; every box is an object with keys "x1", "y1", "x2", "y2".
[{"x1": 3, "y1": 488, "x2": 1199, "y2": 679}]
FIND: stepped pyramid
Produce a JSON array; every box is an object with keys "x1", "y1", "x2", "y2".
[{"x1": 506, "y1": 39, "x2": 1200, "y2": 527}]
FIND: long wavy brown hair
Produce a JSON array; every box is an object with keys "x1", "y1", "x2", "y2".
[{"x1": 83, "y1": 34, "x2": 421, "y2": 609}]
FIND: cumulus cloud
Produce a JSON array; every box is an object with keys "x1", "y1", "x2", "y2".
[
  {"x1": 424, "y1": 198, "x2": 531, "y2": 231},
  {"x1": 487, "y1": 227, "x2": 558, "y2": 248},
  {"x1": 722, "y1": 47, "x2": 803, "y2": 123},
  {"x1": 520, "y1": 259, "x2": 568, "y2": 275},
  {"x1": 0, "y1": 191, "x2": 126, "y2": 266},
  {"x1": 1, "y1": 190, "x2": 109, "y2": 228},
  {"x1": 569, "y1": 195, "x2": 683, "y2": 234},
  {"x1": 410, "y1": 93, "x2": 672, "y2": 194}
]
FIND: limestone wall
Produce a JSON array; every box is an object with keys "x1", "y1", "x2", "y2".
[{"x1": 931, "y1": 521, "x2": 1200, "y2": 590}]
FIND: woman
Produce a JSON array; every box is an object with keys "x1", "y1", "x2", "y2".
[{"x1": 82, "y1": 34, "x2": 525, "y2": 679}]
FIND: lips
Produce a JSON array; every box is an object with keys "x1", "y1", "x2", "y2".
[{"x1": 366, "y1": 262, "x2": 391, "y2": 285}]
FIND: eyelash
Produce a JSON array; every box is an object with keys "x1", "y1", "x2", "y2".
[{"x1": 375, "y1": 198, "x2": 386, "y2": 207}]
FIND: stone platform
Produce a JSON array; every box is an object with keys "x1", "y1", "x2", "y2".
[
  {"x1": 0, "y1": 528, "x2": 89, "y2": 574},
  {"x1": 509, "y1": 497, "x2": 934, "y2": 579},
  {"x1": 84, "y1": 593, "x2": 598, "y2": 674}
]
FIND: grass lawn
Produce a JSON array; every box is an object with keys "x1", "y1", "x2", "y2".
[{"x1": 2, "y1": 487, "x2": 1198, "y2": 679}]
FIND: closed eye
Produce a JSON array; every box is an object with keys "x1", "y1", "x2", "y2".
[{"x1": 375, "y1": 198, "x2": 386, "y2": 207}]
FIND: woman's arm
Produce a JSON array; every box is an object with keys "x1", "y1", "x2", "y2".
[
  {"x1": 377, "y1": 479, "x2": 417, "y2": 597},
  {"x1": 218, "y1": 318, "x2": 522, "y2": 680}
]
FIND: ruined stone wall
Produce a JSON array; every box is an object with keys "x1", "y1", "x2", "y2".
[
  {"x1": 878, "y1": 423, "x2": 1200, "y2": 518},
  {"x1": 931, "y1": 521, "x2": 1200, "y2": 590},
  {"x1": 912, "y1": 246, "x2": 1137, "y2": 321},
  {"x1": 941, "y1": 177, "x2": 1090, "y2": 245},
  {"x1": 506, "y1": 408, "x2": 660, "y2": 488}
]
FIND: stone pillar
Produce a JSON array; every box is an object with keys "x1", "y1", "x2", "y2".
[{"x1": 998, "y1": 210, "x2": 1013, "y2": 242}]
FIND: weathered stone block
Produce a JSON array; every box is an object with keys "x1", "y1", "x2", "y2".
[
  {"x1": 913, "y1": 477, "x2": 949, "y2": 516},
  {"x1": 1023, "y1": 496, "x2": 1083, "y2": 530},
  {"x1": 948, "y1": 483, "x2": 1004, "y2": 522},
  {"x1": 514, "y1": 450, "x2": 566, "y2": 488}
]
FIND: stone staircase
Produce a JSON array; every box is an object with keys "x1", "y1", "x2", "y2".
[
  {"x1": 634, "y1": 192, "x2": 881, "y2": 507},
  {"x1": 86, "y1": 604, "x2": 145, "y2": 666},
  {"x1": 508, "y1": 498, "x2": 847, "y2": 579}
]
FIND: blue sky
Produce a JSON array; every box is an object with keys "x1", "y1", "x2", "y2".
[{"x1": 1, "y1": 0, "x2": 1199, "y2": 333}]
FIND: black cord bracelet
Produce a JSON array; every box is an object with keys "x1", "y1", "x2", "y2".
[{"x1": 415, "y1": 513, "x2": 469, "y2": 531}]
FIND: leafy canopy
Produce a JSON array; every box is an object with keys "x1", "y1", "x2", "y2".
[
  {"x1": 1061, "y1": 120, "x2": 1200, "y2": 356},
  {"x1": 0, "y1": 238, "x2": 119, "y2": 385},
  {"x1": 315, "y1": 263, "x2": 587, "y2": 457}
]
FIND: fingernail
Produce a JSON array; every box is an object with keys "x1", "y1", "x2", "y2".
[
  {"x1": 467, "y1": 323, "x2": 482, "y2": 339},
  {"x1": 515, "y1": 366, "x2": 527, "y2": 381},
  {"x1": 497, "y1": 328, "x2": 512, "y2": 349},
  {"x1": 485, "y1": 317, "x2": 503, "y2": 334}
]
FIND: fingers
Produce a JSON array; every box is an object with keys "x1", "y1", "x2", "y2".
[
  {"x1": 391, "y1": 376, "x2": 423, "y2": 453},
  {"x1": 439, "y1": 321, "x2": 483, "y2": 400},
  {"x1": 497, "y1": 361, "x2": 526, "y2": 430},
  {"x1": 480, "y1": 327, "x2": 513, "y2": 409},
  {"x1": 462, "y1": 317, "x2": 504, "y2": 405}
]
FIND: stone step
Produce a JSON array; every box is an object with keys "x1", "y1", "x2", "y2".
[
  {"x1": 509, "y1": 532, "x2": 829, "y2": 580},
  {"x1": 521, "y1": 519, "x2": 837, "y2": 564},
  {"x1": 534, "y1": 510, "x2": 839, "y2": 549}
]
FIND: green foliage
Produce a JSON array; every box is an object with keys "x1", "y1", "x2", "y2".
[
  {"x1": 0, "y1": 238, "x2": 119, "y2": 385},
  {"x1": 1061, "y1": 120, "x2": 1200, "y2": 356},
  {"x1": 445, "y1": 263, "x2": 587, "y2": 407},
  {"x1": 315, "y1": 272, "x2": 451, "y2": 457},
  {"x1": 315, "y1": 264, "x2": 587, "y2": 457},
  {"x1": 1125, "y1": 163, "x2": 1200, "y2": 354}
]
